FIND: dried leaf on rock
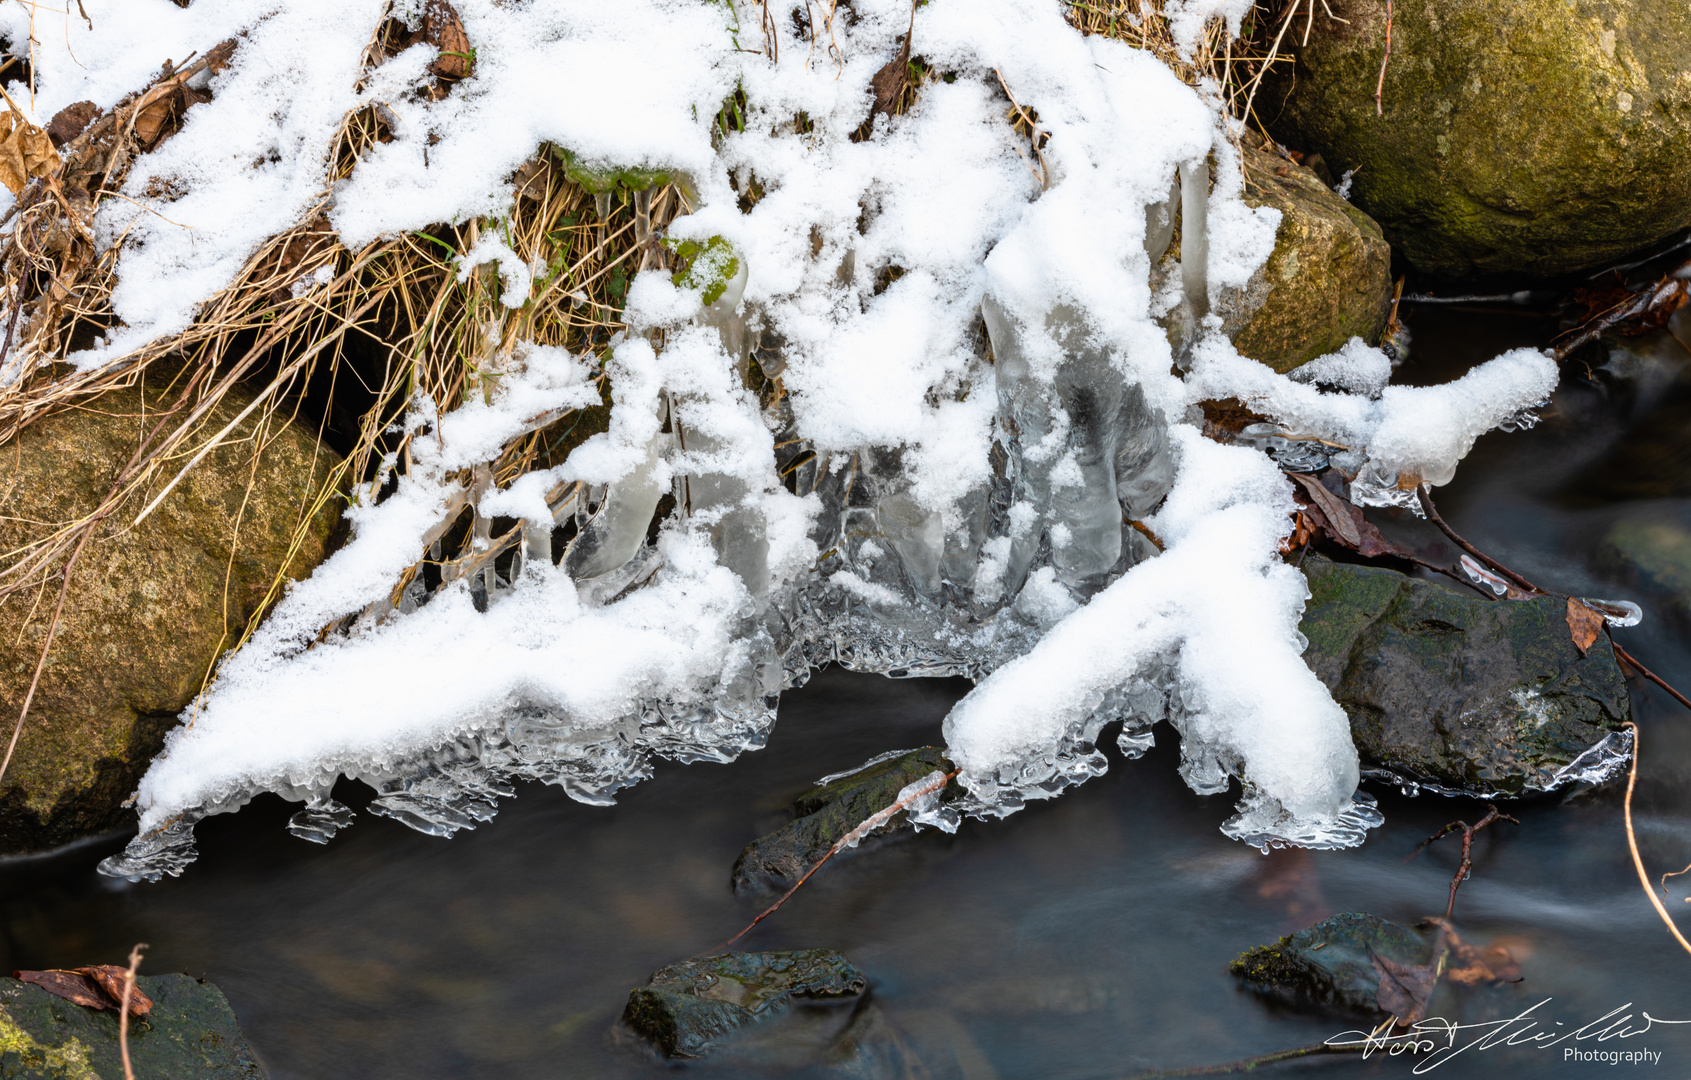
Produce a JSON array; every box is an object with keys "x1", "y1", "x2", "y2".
[
  {"x1": 14, "y1": 966, "x2": 153, "y2": 1018},
  {"x1": 1290, "y1": 473, "x2": 1360, "y2": 548},
  {"x1": 80, "y1": 965, "x2": 154, "y2": 1019},
  {"x1": 0, "y1": 110, "x2": 62, "y2": 194},
  {"x1": 14, "y1": 970, "x2": 110, "y2": 1010},
  {"x1": 1371, "y1": 951, "x2": 1436, "y2": 1025},
  {"x1": 46, "y1": 101, "x2": 101, "y2": 148},
  {"x1": 1566, "y1": 597, "x2": 1606, "y2": 655}
]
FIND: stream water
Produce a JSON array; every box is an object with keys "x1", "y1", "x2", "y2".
[{"x1": 4, "y1": 304, "x2": 1690, "y2": 1079}]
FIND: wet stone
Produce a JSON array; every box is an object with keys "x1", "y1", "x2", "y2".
[
  {"x1": 1231, "y1": 912, "x2": 1430, "y2": 1018},
  {"x1": 1298, "y1": 557, "x2": 1631, "y2": 795},
  {"x1": 622, "y1": 950, "x2": 867, "y2": 1059},
  {"x1": 731, "y1": 747, "x2": 956, "y2": 893},
  {"x1": 0, "y1": 972, "x2": 266, "y2": 1078}
]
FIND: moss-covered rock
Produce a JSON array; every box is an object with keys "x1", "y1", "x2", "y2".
[
  {"x1": 1264, "y1": 0, "x2": 1691, "y2": 280},
  {"x1": 1298, "y1": 557, "x2": 1630, "y2": 793},
  {"x1": 1231, "y1": 912, "x2": 1430, "y2": 1018},
  {"x1": 730, "y1": 747, "x2": 955, "y2": 893},
  {"x1": 0, "y1": 973, "x2": 265, "y2": 1078},
  {"x1": 623, "y1": 950, "x2": 866, "y2": 1059},
  {"x1": 1225, "y1": 140, "x2": 1395, "y2": 372},
  {"x1": 0, "y1": 378, "x2": 341, "y2": 854}
]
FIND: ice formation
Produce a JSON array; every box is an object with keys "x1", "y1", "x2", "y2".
[{"x1": 0, "y1": 0, "x2": 1559, "y2": 879}]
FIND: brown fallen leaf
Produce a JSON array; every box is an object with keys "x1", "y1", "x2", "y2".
[
  {"x1": 868, "y1": 2, "x2": 915, "y2": 122},
  {"x1": 14, "y1": 966, "x2": 153, "y2": 1019},
  {"x1": 206, "y1": 38, "x2": 239, "y2": 75},
  {"x1": 1289, "y1": 473, "x2": 1360, "y2": 548},
  {"x1": 15, "y1": 969, "x2": 111, "y2": 1010},
  {"x1": 133, "y1": 80, "x2": 212, "y2": 151},
  {"x1": 0, "y1": 107, "x2": 63, "y2": 195},
  {"x1": 1567, "y1": 597, "x2": 1606, "y2": 656},
  {"x1": 423, "y1": 0, "x2": 473, "y2": 85},
  {"x1": 1423, "y1": 917, "x2": 1521, "y2": 987},
  {"x1": 46, "y1": 101, "x2": 101, "y2": 148},
  {"x1": 1371, "y1": 950, "x2": 1437, "y2": 1025},
  {"x1": 80, "y1": 965, "x2": 154, "y2": 1020}
]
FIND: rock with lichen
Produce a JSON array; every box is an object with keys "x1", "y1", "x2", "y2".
[
  {"x1": 1262, "y1": 0, "x2": 1691, "y2": 280},
  {"x1": 0, "y1": 377, "x2": 340, "y2": 854}
]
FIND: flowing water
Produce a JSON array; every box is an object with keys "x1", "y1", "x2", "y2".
[{"x1": 4, "y1": 304, "x2": 1690, "y2": 1079}]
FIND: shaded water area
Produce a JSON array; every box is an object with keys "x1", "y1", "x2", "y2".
[{"x1": 5, "y1": 304, "x2": 1691, "y2": 1079}]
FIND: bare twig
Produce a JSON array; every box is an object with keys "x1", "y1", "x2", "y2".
[
  {"x1": 1407, "y1": 804, "x2": 1518, "y2": 919},
  {"x1": 1121, "y1": 1039, "x2": 1366, "y2": 1079},
  {"x1": 1612, "y1": 643, "x2": 1691, "y2": 712},
  {"x1": 714, "y1": 769, "x2": 955, "y2": 952},
  {"x1": 1374, "y1": 0, "x2": 1392, "y2": 116},
  {"x1": 1416, "y1": 487, "x2": 1545, "y2": 595},
  {"x1": 119, "y1": 943, "x2": 147, "y2": 1080},
  {"x1": 1622, "y1": 721, "x2": 1691, "y2": 957}
]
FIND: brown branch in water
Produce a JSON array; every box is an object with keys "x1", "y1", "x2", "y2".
[
  {"x1": 1621, "y1": 721, "x2": 1691, "y2": 957},
  {"x1": 1120, "y1": 1039, "x2": 1366, "y2": 1079},
  {"x1": 1612, "y1": 643, "x2": 1691, "y2": 713},
  {"x1": 1406, "y1": 804, "x2": 1518, "y2": 920},
  {"x1": 118, "y1": 943, "x2": 147, "y2": 1080},
  {"x1": 1374, "y1": 0, "x2": 1392, "y2": 116},
  {"x1": 1416, "y1": 487, "x2": 1545, "y2": 595},
  {"x1": 713, "y1": 768, "x2": 956, "y2": 953}
]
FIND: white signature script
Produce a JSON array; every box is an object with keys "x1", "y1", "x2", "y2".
[{"x1": 1327, "y1": 1000, "x2": 1690, "y2": 1074}]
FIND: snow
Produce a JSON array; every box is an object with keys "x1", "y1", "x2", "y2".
[{"x1": 12, "y1": 0, "x2": 1558, "y2": 875}]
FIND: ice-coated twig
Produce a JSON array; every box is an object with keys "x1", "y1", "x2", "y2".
[
  {"x1": 713, "y1": 769, "x2": 956, "y2": 952},
  {"x1": 1416, "y1": 486, "x2": 1544, "y2": 596}
]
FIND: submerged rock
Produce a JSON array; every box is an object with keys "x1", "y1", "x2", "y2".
[
  {"x1": 622, "y1": 950, "x2": 867, "y2": 1059},
  {"x1": 731, "y1": 747, "x2": 955, "y2": 893},
  {"x1": 1595, "y1": 503, "x2": 1691, "y2": 631},
  {"x1": 1223, "y1": 141, "x2": 1395, "y2": 372},
  {"x1": 0, "y1": 379, "x2": 340, "y2": 854},
  {"x1": 1263, "y1": 0, "x2": 1691, "y2": 280},
  {"x1": 1232, "y1": 912, "x2": 1430, "y2": 1018},
  {"x1": 0, "y1": 972, "x2": 266, "y2": 1078},
  {"x1": 1298, "y1": 557, "x2": 1631, "y2": 795}
]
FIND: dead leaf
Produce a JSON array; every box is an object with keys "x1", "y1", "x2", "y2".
[
  {"x1": 15, "y1": 970, "x2": 111, "y2": 1010},
  {"x1": 79, "y1": 965, "x2": 153, "y2": 1019},
  {"x1": 1567, "y1": 597, "x2": 1605, "y2": 656},
  {"x1": 1424, "y1": 918, "x2": 1521, "y2": 987},
  {"x1": 868, "y1": 2, "x2": 915, "y2": 121},
  {"x1": 14, "y1": 967, "x2": 152, "y2": 1019},
  {"x1": 46, "y1": 101, "x2": 100, "y2": 148},
  {"x1": 1371, "y1": 950, "x2": 1436, "y2": 1025},
  {"x1": 0, "y1": 109, "x2": 63, "y2": 194},
  {"x1": 1290, "y1": 473, "x2": 1361, "y2": 548},
  {"x1": 422, "y1": 0, "x2": 473, "y2": 84},
  {"x1": 133, "y1": 80, "x2": 212, "y2": 151},
  {"x1": 206, "y1": 38, "x2": 239, "y2": 75}
]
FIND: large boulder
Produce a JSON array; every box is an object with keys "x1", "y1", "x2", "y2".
[
  {"x1": 1298, "y1": 557, "x2": 1631, "y2": 794},
  {"x1": 1263, "y1": 0, "x2": 1691, "y2": 280},
  {"x1": 1223, "y1": 140, "x2": 1395, "y2": 372},
  {"x1": 0, "y1": 973, "x2": 266, "y2": 1078},
  {"x1": 0, "y1": 377, "x2": 340, "y2": 854}
]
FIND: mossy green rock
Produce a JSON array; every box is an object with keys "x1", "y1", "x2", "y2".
[
  {"x1": 1298, "y1": 557, "x2": 1630, "y2": 793},
  {"x1": 0, "y1": 379, "x2": 340, "y2": 854},
  {"x1": 623, "y1": 950, "x2": 866, "y2": 1059},
  {"x1": 0, "y1": 973, "x2": 265, "y2": 1078},
  {"x1": 730, "y1": 747, "x2": 954, "y2": 893},
  {"x1": 1232, "y1": 912, "x2": 1429, "y2": 1017},
  {"x1": 1594, "y1": 503, "x2": 1691, "y2": 629},
  {"x1": 1227, "y1": 141, "x2": 1394, "y2": 372},
  {"x1": 1264, "y1": 0, "x2": 1691, "y2": 279}
]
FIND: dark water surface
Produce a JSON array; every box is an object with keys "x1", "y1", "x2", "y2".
[{"x1": 4, "y1": 307, "x2": 1691, "y2": 1079}]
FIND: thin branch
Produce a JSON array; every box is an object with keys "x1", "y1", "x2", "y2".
[
  {"x1": 1622, "y1": 721, "x2": 1691, "y2": 957},
  {"x1": 1417, "y1": 486, "x2": 1545, "y2": 595},
  {"x1": 1406, "y1": 804, "x2": 1518, "y2": 920},
  {"x1": 1121, "y1": 1040, "x2": 1365, "y2": 1079},
  {"x1": 1373, "y1": 0, "x2": 1392, "y2": 116},
  {"x1": 118, "y1": 943, "x2": 147, "y2": 1080},
  {"x1": 1612, "y1": 643, "x2": 1691, "y2": 713}
]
